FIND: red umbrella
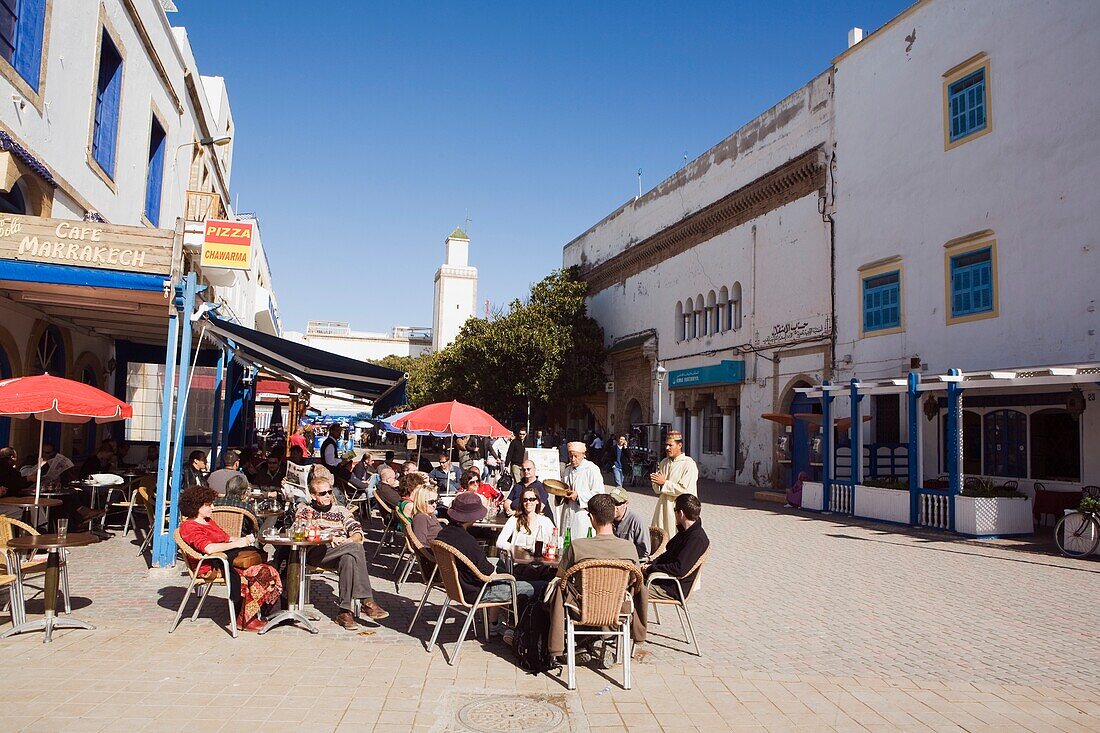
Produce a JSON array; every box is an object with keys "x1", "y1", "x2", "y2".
[
  {"x1": 0, "y1": 374, "x2": 133, "y2": 502},
  {"x1": 392, "y1": 400, "x2": 513, "y2": 438}
]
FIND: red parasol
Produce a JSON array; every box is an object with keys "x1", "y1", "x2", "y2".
[
  {"x1": 0, "y1": 375, "x2": 133, "y2": 502},
  {"x1": 391, "y1": 400, "x2": 513, "y2": 438}
]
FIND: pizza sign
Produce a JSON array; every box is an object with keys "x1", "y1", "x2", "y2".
[{"x1": 200, "y1": 219, "x2": 253, "y2": 270}]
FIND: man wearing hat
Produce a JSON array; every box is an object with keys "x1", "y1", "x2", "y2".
[
  {"x1": 649, "y1": 430, "x2": 698, "y2": 538},
  {"x1": 436, "y1": 491, "x2": 543, "y2": 635},
  {"x1": 562, "y1": 441, "x2": 604, "y2": 538},
  {"x1": 610, "y1": 487, "x2": 650, "y2": 559}
]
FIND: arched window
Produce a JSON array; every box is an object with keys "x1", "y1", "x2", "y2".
[
  {"x1": 730, "y1": 282, "x2": 743, "y2": 331},
  {"x1": 682, "y1": 299, "x2": 693, "y2": 339},
  {"x1": 693, "y1": 295, "x2": 704, "y2": 339},
  {"x1": 675, "y1": 301, "x2": 685, "y2": 342},
  {"x1": 35, "y1": 325, "x2": 65, "y2": 375},
  {"x1": 0, "y1": 345, "x2": 10, "y2": 447},
  {"x1": 983, "y1": 409, "x2": 1026, "y2": 478},
  {"x1": 705, "y1": 291, "x2": 716, "y2": 337},
  {"x1": 716, "y1": 286, "x2": 728, "y2": 333},
  {"x1": 0, "y1": 181, "x2": 27, "y2": 214}
]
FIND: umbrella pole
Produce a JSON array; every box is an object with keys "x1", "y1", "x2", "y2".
[{"x1": 33, "y1": 419, "x2": 44, "y2": 526}]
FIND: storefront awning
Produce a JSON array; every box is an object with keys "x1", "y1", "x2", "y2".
[{"x1": 202, "y1": 316, "x2": 406, "y2": 408}]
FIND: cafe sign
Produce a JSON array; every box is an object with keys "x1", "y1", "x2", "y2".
[
  {"x1": 0, "y1": 214, "x2": 175, "y2": 275},
  {"x1": 668, "y1": 360, "x2": 745, "y2": 390},
  {"x1": 200, "y1": 219, "x2": 253, "y2": 270}
]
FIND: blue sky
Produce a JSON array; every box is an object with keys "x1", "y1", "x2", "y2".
[{"x1": 174, "y1": 1, "x2": 911, "y2": 334}]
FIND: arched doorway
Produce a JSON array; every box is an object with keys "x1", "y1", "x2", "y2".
[
  {"x1": 34, "y1": 325, "x2": 65, "y2": 450},
  {"x1": 785, "y1": 380, "x2": 820, "y2": 485},
  {"x1": 626, "y1": 399, "x2": 643, "y2": 429}
]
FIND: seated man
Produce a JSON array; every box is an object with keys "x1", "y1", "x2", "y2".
[
  {"x1": 207, "y1": 450, "x2": 244, "y2": 496},
  {"x1": 547, "y1": 494, "x2": 647, "y2": 662},
  {"x1": 437, "y1": 492, "x2": 543, "y2": 635},
  {"x1": 288, "y1": 444, "x2": 312, "y2": 466},
  {"x1": 428, "y1": 452, "x2": 461, "y2": 494},
  {"x1": 21, "y1": 442, "x2": 75, "y2": 484},
  {"x1": 643, "y1": 493, "x2": 709, "y2": 600},
  {"x1": 609, "y1": 488, "x2": 650, "y2": 559},
  {"x1": 252, "y1": 453, "x2": 286, "y2": 487},
  {"x1": 295, "y1": 473, "x2": 389, "y2": 629},
  {"x1": 374, "y1": 466, "x2": 401, "y2": 509},
  {"x1": 505, "y1": 460, "x2": 554, "y2": 523}
]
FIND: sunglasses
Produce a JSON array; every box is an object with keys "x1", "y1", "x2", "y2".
[
  {"x1": 427, "y1": 499, "x2": 438, "y2": 505},
  {"x1": 522, "y1": 497, "x2": 539, "y2": 503},
  {"x1": 313, "y1": 490, "x2": 333, "y2": 497}
]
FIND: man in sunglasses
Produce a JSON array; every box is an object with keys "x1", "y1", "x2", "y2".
[
  {"x1": 505, "y1": 460, "x2": 554, "y2": 523},
  {"x1": 295, "y1": 474, "x2": 389, "y2": 629}
]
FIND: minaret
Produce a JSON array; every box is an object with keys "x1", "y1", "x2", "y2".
[{"x1": 431, "y1": 228, "x2": 478, "y2": 351}]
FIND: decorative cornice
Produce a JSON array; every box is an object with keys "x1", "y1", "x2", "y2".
[{"x1": 579, "y1": 146, "x2": 827, "y2": 295}]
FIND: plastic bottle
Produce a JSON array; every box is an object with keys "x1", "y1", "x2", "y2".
[
  {"x1": 563, "y1": 527, "x2": 572, "y2": 553},
  {"x1": 545, "y1": 528, "x2": 558, "y2": 559},
  {"x1": 587, "y1": 526, "x2": 595, "y2": 538}
]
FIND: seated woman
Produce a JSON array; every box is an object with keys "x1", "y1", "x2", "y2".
[
  {"x1": 495, "y1": 486, "x2": 555, "y2": 553},
  {"x1": 785, "y1": 471, "x2": 809, "y2": 509},
  {"x1": 214, "y1": 474, "x2": 258, "y2": 535},
  {"x1": 460, "y1": 468, "x2": 501, "y2": 513},
  {"x1": 408, "y1": 483, "x2": 442, "y2": 547},
  {"x1": 396, "y1": 472, "x2": 425, "y2": 527},
  {"x1": 178, "y1": 485, "x2": 283, "y2": 632}
]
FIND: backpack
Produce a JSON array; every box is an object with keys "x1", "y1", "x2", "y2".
[{"x1": 512, "y1": 598, "x2": 557, "y2": 674}]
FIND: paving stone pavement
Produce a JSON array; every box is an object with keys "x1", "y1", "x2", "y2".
[{"x1": 2, "y1": 481, "x2": 1098, "y2": 732}]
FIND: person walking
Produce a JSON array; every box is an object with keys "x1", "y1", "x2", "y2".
[
  {"x1": 649, "y1": 430, "x2": 698, "y2": 539},
  {"x1": 611, "y1": 435, "x2": 628, "y2": 488}
]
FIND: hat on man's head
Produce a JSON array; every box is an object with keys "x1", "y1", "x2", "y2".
[
  {"x1": 566, "y1": 441, "x2": 586, "y2": 453},
  {"x1": 447, "y1": 492, "x2": 487, "y2": 523},
  {"x1": 609, "y1": 487, "x2": 629, "y2": 505},
  {"x1": 666, "y1": 430, "x2": 684, "y2": 443}
]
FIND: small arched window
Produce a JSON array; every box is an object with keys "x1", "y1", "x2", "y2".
[
  {"x1": 675, "y1": 301, "x2": 685, "y2": 342},
  {"x1": 717, "y1": 286, "x2": 728, "y2": 332},
  {"x1": 35, "y1": 325, "x2": 65, "y2": 375},
  {"x1": 682, "y1": 299, "x2": 693, "y2": 339},
  {"x1": 705, "y1": 291, "x2": 716, "y2": 337},
  {"x1": 693, "y1": 295, "x2": 704, "y2": 339},
  {"x1": 730, "y1": 282, "x2": 743, "y2": 331}
]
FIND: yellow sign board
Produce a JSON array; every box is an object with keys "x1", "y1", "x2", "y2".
[{"x1": 200, "y1": 219, "x2": 253, "y2": 270}]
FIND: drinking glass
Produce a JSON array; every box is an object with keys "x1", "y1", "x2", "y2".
[{"x1": 56, "y1": 518, "x2": 68, "y2": 539}]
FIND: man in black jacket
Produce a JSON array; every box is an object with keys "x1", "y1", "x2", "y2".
[
  {"x1": 643, "y1": 493, "x2": 709, "y2": 600},
  {"x1": 505, "y1": 429, "x2": 529, "y2": 485}
]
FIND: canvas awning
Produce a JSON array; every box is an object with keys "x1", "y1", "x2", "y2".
[{"x1": 202, "y1": 315, "x2": 406, "y2": 408}]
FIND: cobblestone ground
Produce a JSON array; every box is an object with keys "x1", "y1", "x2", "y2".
[{"x1": 2, "y1": 481, "x2": 1098, "y2": 732}]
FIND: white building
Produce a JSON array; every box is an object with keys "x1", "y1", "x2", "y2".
[
  {"x1": 432, "y1": 227, "x2": 477, "y2": 351},
  {"x1": 286, "y1": 320, "x2": 431, "y2": 362},
  {"x1": 563, "y1": 73, "x2": 834, "y2": 485},
  {"x1": 0, "y1": 0, "x2": 279, "y2": 457},
  {"x1": 830, "y1": 0, "x2": 1100, "y2": 489}
]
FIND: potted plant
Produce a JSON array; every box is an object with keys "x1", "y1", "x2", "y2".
[
  {"x1": 954, "y1": 478, "x2": 1033, "y2": 537},
  {"x1": 854, "y1": 476, "x2": 911, "y2": 524}
]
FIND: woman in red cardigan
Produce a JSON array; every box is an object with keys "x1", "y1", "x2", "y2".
[{"x1": 178, "y1": 485, "x2": 282, "y2": 632}]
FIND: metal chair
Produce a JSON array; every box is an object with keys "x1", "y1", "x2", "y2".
[
  {"x1": 392, "y1": 510, "x2": 415, "y2": 576},
  {"x1": 645, "y1": 549, "x2": 709, "y2": 656},
  {"x1": 370, "y1": 493, "x2": 399, "y2": 560},
  {"x1": 0, "y1": 516, "x2": 70, "y2": 615},
  {"x1": 559, "y1": 558, "x2": 644, "y2": 690},
  {"x1": 116, "y1": 476, "x2": 156, "y2": 536},
  {"x1": 210, "y1": 505, "x2": 258, "y2": 539},
  {"x1": 136, "y1": 485, "x2": 161, "y2": 555},
  {"x1": 427, "y1": 540, "x2": 518, "y2": 666},
  {"x1": 394, "y1": 518, "x2": 430, "y2": 592},
  {"x1": 406, "y1": 546, "x2": 443, "y2": 633},
  {"x1": 168, "y1": 529, "x2": 237, "y2": 638}
]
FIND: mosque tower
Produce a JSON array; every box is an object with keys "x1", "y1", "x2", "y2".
[{"x1": 431, "y1": 228, "x2": 478, "y2": 351}]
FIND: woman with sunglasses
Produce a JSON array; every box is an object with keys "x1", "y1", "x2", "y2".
[
  {"x1": 495, "y1": 488, "x2": 555, "y2": 553},
  {"x1": 408, "y1": 484, "x2": 442, "y2": 547}
]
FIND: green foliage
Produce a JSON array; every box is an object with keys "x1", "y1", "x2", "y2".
[
  {"x1": 1079, "y1": 495, "x2": 1100, "y2": 515},
  {"x1": 380, "y1": 267, "x2": 606, "y2": 417},
  {"x1": 861, "y1": 477, "x2": 908, "y2": 491},
  {"x1": 960, "y1": 478, "x2": 1027, "y2": 498}
]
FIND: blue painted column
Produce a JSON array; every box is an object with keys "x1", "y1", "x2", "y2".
[
  {"x1": 945, "y1": 367, "x2": 963, "y2": 532},
  {"x1": 223, "y1": 357, "x2": 246, "y2": 451},
  {"x1": 907, "y1": 371, "x2": 921, "y2": 525},
  {"x1": 209, "y1": 346, "x2": 225, "y2": 467},
  {"x1": 820, "y1": 380, "x2": 833, "y2": 512},
  {"x1": 850, "y1": 379, "x2": 864, "y2": 486},
  {"x1": 151, "y1": 297, "x2": 180, "y2": 566},
  {"x1": 163, "y1": 273, "x2": 201, "y2": 565}
]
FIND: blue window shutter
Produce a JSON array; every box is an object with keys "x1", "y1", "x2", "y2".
[
  {"x1": 12, "y1": 0, "x2": 44, "y2": 90},
  {"x1": 92, "y1": 37, "x2": 122, "y2": 178},
  {"x1": 144, "y1": 119, "x2": 166, "y2": 225}
]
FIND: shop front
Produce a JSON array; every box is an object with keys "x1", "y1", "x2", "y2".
[{"x1": 668, "y1": 359, "x2": 744, "y2": 481}]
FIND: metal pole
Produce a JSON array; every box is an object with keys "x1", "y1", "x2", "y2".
[
  {"x1": 526, "y1": 398, "x2": 531, "y2": 436},
  {"x1": 820, "y1": 380, "x2": 832, "y2": 512},
  {"x1": 907, "y1": 371, "x2": 921, "y2": 525},
  {"x1": 946, "y1": 367, "x2": 962, "y2": 532},
  {"x1": 850, "y1": 378, "x2": 863, "y2": 486},
  {"x1": 166, "y1": 273, "x2": 198, "y2": 559},
  {"x1": 152, "y1": 288, "x2": 181, "y2": 566}
]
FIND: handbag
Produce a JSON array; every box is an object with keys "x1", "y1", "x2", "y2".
[{"x1": 230, "y1": 548, "x2": 264, "y2": 570}]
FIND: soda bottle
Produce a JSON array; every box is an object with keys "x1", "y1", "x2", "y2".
[
  {"x1": 545, "y1": 528, "x2": 558, "y2": 559},
  {"x1": 563, "y1": 527, "x2": 572, "y2": 553},
  {"x1": 587, "y1": 527, "x2": 595, "y2": 538}
]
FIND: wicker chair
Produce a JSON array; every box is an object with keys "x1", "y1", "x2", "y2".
[
  {"x1": 648, "y1": 526, "x2": 668, "y2": 559},
  {"x1": 136, "y1": 485, "x2": 160, "y2": 555},
  {"x1": 0, "y1": 516, "x2": 70, "y2": 615},
  {"x1": 168, "y1": 528, "x2": 237, "y2": 638},
  {"x1": 116, "y1": 475, "x2": 157, "y2": 536},
  {"x1": 370, "y1": 493, "x2": 399, "y2": 561},
  {"x1": 0, "y1": 571, "x2": 20, "y2": 628},
  {"x1": 645, "y1": 549, "x2": 708, "y2": 656},
  {"x1": 392, "y1": 510, "x2": 415, "y2": 577},
  {"x1": 210, "y1": 506, "x2": 258, "y2": 539},
  {"x1": 427, "y1": 539, "x2": 518, "y2": 666},
  {"x1": 559, "y1": 558, "x2": 644, "y2": 690},
  {"x1": 406, "y1": 546, "x2": 443, "y2": 633}
]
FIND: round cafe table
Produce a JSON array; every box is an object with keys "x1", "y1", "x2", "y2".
[
  {"x1": 0, "y1": 495, "x2": 62, "y2": 526},
  {"x1": 2, "y1": 531, "x2": 99, "y2": 642},
  {"x1": 258, "y1": 535, "x2": 329, "y2": 635}
]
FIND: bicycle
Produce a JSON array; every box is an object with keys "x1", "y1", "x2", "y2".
[{"x1": 1054, "y1": 485, "x2": 1100, "y2": 558}]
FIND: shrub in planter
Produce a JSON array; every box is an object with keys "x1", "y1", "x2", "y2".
[
  {"x1": 861, "y1": 477, "x2": 908, "y2": 491},
  {"x1": 960, "y1": 477, "x2": 1026, "y2": 499}
]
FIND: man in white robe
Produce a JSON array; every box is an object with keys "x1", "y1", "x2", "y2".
[
  {"x1": 561, "y1": 441, "x2": 604, "y2": 538},
  {"x1": 650, "y1": 430, "x2": 698, "y2": 539}
]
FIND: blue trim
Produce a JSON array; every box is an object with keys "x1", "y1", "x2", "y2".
[
  {"x1": 820, "y1": 379, "x2": 833, "y2": 512},
  {"x1": 12, "y1": 0, "x2": 44, "y2": 92},
  {"x1": 143, "y1": 116, "x2": 166, "y2": 225},
  {"x1": 907, "y1": 372, "x2": 920, "y2": 526},
  {"x1": 945, "y1": 368, "x2": 963, "y2": 532},
  {"x1": 151, "y1": 294, "x2": 180, "y2": 567},
  {"x1": 0, "y1": 260, "x2": 168, "y2": 291},
  {"x1": 850, "y1": 379, "x2": 863, "y2": 486},
  {"x1": 166, "y1": 273, "x2": 197, "y2": 556},
  {"x1": 862, "y1": 270, "x2": 900, "y2": 331},
  {"x1": 92, "y1": 32, "x2": 123, "y2": 179},
  {"x1": 948, "y1": 68, "x2": 987, "y2": 142},
  {"x1": 950, "y1": 248, "x2": 993, "y2": 317}
]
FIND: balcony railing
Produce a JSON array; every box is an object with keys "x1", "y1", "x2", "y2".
[{"x1": 186, "y1": 190, "x2": 224, "y2": 222}]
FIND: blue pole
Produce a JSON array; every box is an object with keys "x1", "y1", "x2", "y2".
[
  {"x1": 165, "y1": 273, "x2": 199, "y2": 560},
  {"x1": 209, "y1": 345, "x2": 225, "y2": 467},
  {"x1": 820, "y1": 381, "x2": 833, "y2": 512},
  {"x1": 151, "y1": 295, "x2": 180, "y2": 566},
  {"x1": 907, "y1": 371, "x2": 920, "y2": 525},
  {"x1": 850, "y1": 378, "x2": 863, "y2": 486},
  {"x1": 222, "y1": 354, "x2": 243, "y2": 452},
  {"x1": 946, "y1": 367, "x2": 962, "y2": 531}
]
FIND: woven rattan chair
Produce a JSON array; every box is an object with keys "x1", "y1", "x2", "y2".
[
  {"x1": 427, "y1": 539, "x2": 518, "y2": 665},
  {"x1": 406, "y1": 546, "x2": 443, "y2": 633},
  {"x1": 648, "y1": 525, "x2": 668, "y2": 559},
  {"x1": 116, "y1": 476, "x2": 156, "y2": 536},
  {"x1": 391, "y1": 510, "x2": 416, "y2": 577},
  {"x1": 0, "y1": 571, "x2": 20, "y2": 628},
  {"x1": 0, "y1": 516, "x2": 70, "y2": 615},
  {"x1": 210, "y1": 506, "x2": 257, "y2": 539},
  {"x1": 137, "y1": 485, "x2": 160, "y2": 555},
  {"x1": 559, "y1": 558, "x2": 644, "y2": 690},
  {"x1": 370, "y1": 493, "x2": 399, "y2": 561},
  {"x1": 169, "y1": 528, "x2": 237, "y2": 638},
  {"x1": 645, "y1": 549, "x2": 708, "y2": 656}
]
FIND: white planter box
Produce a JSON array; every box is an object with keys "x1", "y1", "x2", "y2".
[
  {"x1": 954, "y1": 496, "x2": 1033, "y2": 537},
  {"x1": 801, "y1": 481, "x2": 823, "y2": 511},
  {"x1": 854, "y1": 484, "x2": 910, "y2": 524}
]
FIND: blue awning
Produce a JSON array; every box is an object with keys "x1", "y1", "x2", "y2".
[{"x1": 203, "y1": 316, "x2": 406, "y2": 406}]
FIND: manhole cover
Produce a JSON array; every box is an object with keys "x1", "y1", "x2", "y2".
[{"x1": 456, "y1": 696, "x2": 566, "y2": 732}]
